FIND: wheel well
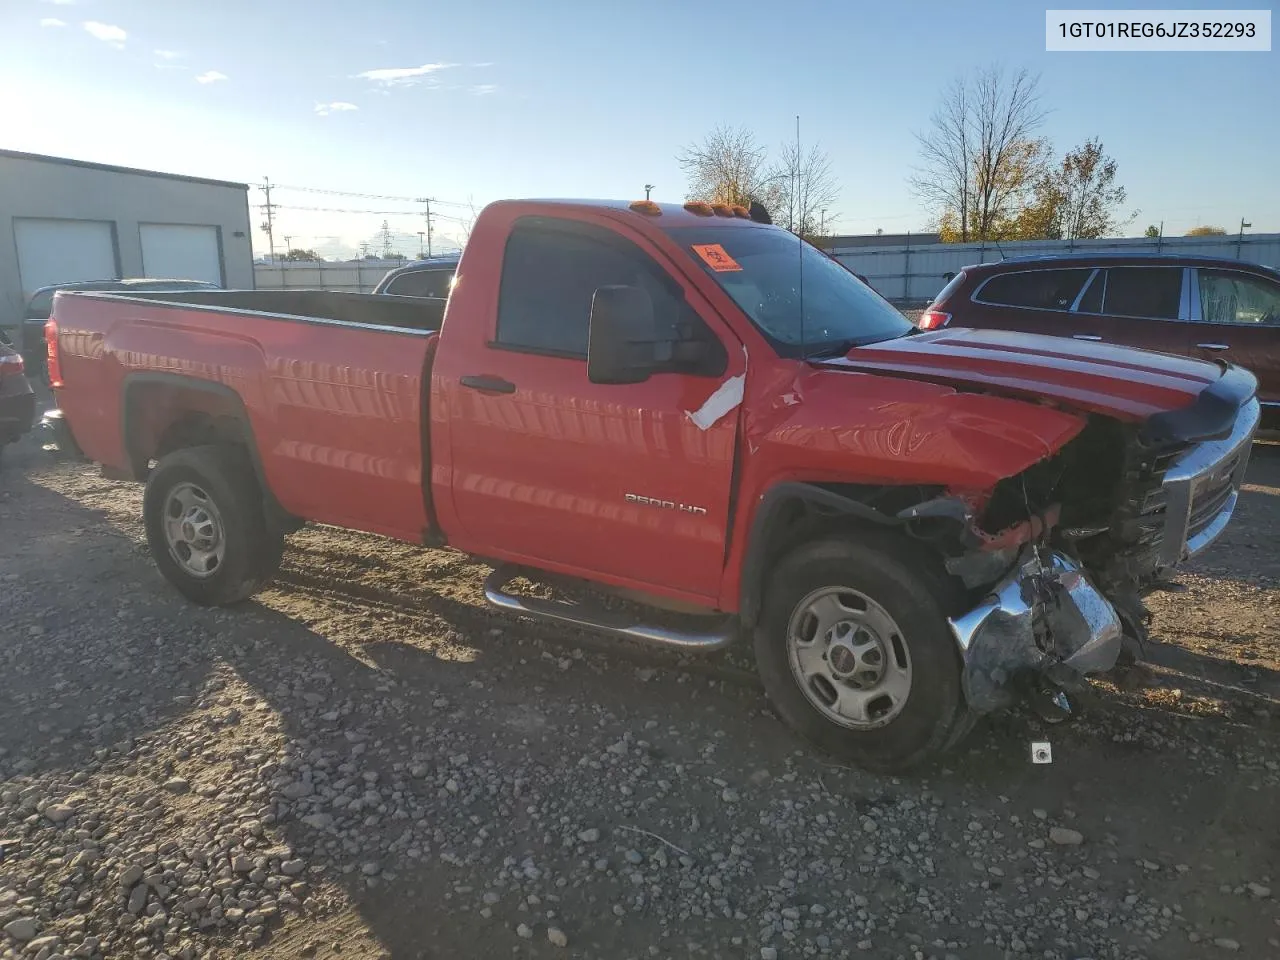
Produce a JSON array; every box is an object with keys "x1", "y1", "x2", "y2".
[
  {"x1": 124, "y1": 380, "x2": 250, "y2": 479},
  {"x1": 121, "y1": 376, "x2": 301, "y2": 533},
  {"x1": 739, "y1": 482, "x2": 959, "y2": 628}
]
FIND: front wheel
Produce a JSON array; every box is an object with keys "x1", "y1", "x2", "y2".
[
  {"x1": 754, "y1": 535, "x2": 973, "y2": 772},
  {"x1": 143, "y1": 445, "x2": 284, "y2": 606}
]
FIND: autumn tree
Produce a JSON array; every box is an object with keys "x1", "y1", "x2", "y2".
[
  {"x1": 1186, "y1": 225, "x2": 1227, "y2": 236},
  {"x1": 1032, "y1": 138, "x2": 1134, "y2": 240},
  {"x1": 677, "y1": 125, "x2": 779, "y2": 209},
  {"x1": 912, "y1": 66, "x2": 1048, "y2": 242},
  {"x1": 770, "y1": 141, "x2": 840, "y2": 237}
]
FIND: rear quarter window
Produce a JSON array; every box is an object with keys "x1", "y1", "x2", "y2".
[{"x1": 975, "y1": 269, "x2": 1093, "y2": 311}]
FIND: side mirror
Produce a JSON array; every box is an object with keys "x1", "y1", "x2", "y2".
[{"x1": 587, "y1": 285, "x2": 656, "y2": 384}]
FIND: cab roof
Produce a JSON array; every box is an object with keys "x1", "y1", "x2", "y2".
[{"x1": 498, "y1": 198, "x2": 777, "y2": 229}]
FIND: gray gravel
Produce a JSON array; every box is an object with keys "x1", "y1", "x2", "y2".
[{"x1": 1, "y1": 428, "x2": 1278, "y2": 959}]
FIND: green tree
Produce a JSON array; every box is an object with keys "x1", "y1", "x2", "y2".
[
  {"x1": 1144, "y1": 224, "x2": 1160, "y2": 238},
  {"x1": 283, "y1": 248, "x2": 320, "y2": 261}
]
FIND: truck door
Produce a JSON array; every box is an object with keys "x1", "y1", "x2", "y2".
[{"x1": 440, "y1": 217, "x2": 742, "y2": 603}]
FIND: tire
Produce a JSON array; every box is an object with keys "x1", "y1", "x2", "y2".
[
  {"x1": 754, "y1": 534, "x2": 973, "y2": 772},
  {"x1": 143, "y1": 444, "x2": 284, "y2": 606}
]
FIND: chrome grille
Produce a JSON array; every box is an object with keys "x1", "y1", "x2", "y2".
[{"x1": 1157, "y1": 398, "x2": 1260, "y2": 568}]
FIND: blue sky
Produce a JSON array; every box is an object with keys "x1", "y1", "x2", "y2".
[{"x1": 1, "y1": 0, "x2": 1275, "y2": 259}]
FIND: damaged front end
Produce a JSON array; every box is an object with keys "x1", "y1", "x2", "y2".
[
  {"x1": 929, "y1": 388, "x2": 1260, "y2": 718},
  {"x1": 948, "y1": 548, "x2": 1122, "y2": 713}
]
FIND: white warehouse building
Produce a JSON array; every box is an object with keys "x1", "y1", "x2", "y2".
[{"x1": 0, "y1": 149, "x2": 254, "y2": 338}]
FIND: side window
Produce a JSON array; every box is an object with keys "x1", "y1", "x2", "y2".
[
  {"x1": 1101, "y1": 267, "x2": 1182, "y2": 319},
  {"x1": 975, "y1": 269, "x2": 1092, "y2": 311},
  {"x1": 1198, "y1": 270, "x2": 1280, "y2": 325},
  {"x1": 495, "y1": 222, "x2": 724, "y2": 373},
  {"x1": 386, "y1": 269, "x2": 453, "y2": 299}
]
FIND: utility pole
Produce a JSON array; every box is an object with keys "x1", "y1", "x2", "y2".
[
  {"x1": 819, "y1": 209, "x2": 826, "y2": 236},
  {"x1": 415, "y1": 197, "x2": 434, "y2": 258},
  {"x1": 282, "y1": 235, "x2": 293, "y2": 257},
  {"x1": 1236, "y1": 217, "x2": 1252, "y2": 260},
  {"x1": 259, "y1": 177, "x2": 277, "y2": 263},
  {"x1": 644, "y1": 184, "x2": 655, "y2": 201}
]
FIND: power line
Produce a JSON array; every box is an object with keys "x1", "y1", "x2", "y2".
[{"x1": 268, "y1": 182, "x2": 473, "y2": 207}]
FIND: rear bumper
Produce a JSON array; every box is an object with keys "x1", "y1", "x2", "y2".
[{"x1": 39, "y1": 407, "x2": 86, "y2": 459}]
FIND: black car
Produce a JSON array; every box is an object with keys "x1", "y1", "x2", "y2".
[
  {"x1": 0, "y1": 332, "x2": 36, "y2": 457},
  {"x1": 372, "y1": 256, "x2": 460, "y2": 298},
  {"x1": 20, "y1": 278, "x2": 221, "y2": 377}
]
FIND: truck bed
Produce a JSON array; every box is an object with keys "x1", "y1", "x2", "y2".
[
  {"x1": 116, "y1": 289, "x2": 447, "y2": 334},
  {"x1": 52, "y1": 289, "x2": 440, "y2": 543}
]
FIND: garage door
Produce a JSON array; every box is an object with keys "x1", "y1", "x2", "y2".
[
  {"x1": 14, "y1": 218, "x2": 118, "y2": 296},
  {"x1": 140, "y1": 224, "x2": 223, "y2": 284}
]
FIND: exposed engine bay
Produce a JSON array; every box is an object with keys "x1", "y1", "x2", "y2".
[{"x1": 922, "y1": 395, "x2": 1261, "y2": 716}]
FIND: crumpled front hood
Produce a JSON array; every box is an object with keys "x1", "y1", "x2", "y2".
[{"x1": 820, "y1": 327, "x2": 1230, "y2": 421}]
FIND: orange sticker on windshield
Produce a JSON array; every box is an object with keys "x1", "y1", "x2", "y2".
[{"x1": 691, "y1": 243, "x2": 742, "y2": 273}]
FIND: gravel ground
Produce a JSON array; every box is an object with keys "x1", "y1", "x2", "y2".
[{"x1": 1, "y1": 420, "x2": 1278, "y2": 960}]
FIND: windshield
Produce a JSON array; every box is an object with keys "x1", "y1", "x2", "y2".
[{"x1": 669, "y1": 226, "x2": 912, "y2": 357}]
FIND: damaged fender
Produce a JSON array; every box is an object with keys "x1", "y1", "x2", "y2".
[{"x1": 948, "y1": 550, "x2": 1123, "y2": 712}]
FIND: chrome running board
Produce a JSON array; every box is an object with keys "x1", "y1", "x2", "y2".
[{"x1": 483, "y1": 567, "x2": 737, "y2": 651}]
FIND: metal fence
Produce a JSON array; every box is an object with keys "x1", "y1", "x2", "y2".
[
  {"x1": 253, "y1": 258, "x2": 408, "y2": 294},
  {"x1": 829, "y1": 232, "x2": 1280, "y2": 305}
]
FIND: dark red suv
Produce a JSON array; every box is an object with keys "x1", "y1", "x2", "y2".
[{"x1": 921, "y1": 254, "x2": 1280, "y2": 426}]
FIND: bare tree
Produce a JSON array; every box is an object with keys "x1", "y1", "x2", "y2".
[
  {"x1": 912, "y1": 66, "x2": 1048, "y2": 242},
  {"x1": 770, "y1": 141, "x2": 839, "y2": 237},
  {"x1": 677, "y1": 125, "x2": 776, "y2": 208}
]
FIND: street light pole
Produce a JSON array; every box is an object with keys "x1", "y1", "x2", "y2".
[
  {"x1": 644, "y1": 184, "x2": 655, "y2": 201},
  {"x1": 418, "y1": 232, "x2": 425, "y2": 257}
]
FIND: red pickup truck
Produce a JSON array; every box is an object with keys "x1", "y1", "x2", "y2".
[{"x1": 46, "y1": 198, "x2": 1260, "y2": 770}]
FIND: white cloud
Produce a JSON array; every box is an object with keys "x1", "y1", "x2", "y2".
[
  {"x1": 470, "y1": 84, "x2": 497, "y2": 96},
  {"x1": 355, "y1": 62, "x2": 456, "y2": 86},
  {"x1": 40, "y1": 18, "x2": 66, "y2": 27},
  {"x1": 154, "y1": 49, "x2": 183, "y2": 60},
  {"x1": 195, "y1": 70, "x2": 228, "y2": 84},
  {"x1": 471, "y1": 61, "x2": 495, "y2": 67},
  {"x1": 82, "y1": 21, "x2": 126, "y2": 46},
  {"x1": 315, "y1": 101, "x2": 358, "y2": 116}
]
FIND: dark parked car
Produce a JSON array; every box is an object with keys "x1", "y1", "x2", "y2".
[
  {"x1": 920, "y1": 254, "x2": 1280, "y2": 426},
  {"x1": 0, "y1": 332, "x2": 36, "y2": 456},
  {"x1": 372, "y1": 256, "x2": 460, "y2": 298},
  {"x1": 21, "y1": 279, "x2": 221, "y2": 377}
]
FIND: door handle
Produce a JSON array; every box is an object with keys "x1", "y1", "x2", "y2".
[
  {"x1": 460, "y1": 375, "x2": 516, "y2": 394},
  {"x1": 1072, "y1": 334, "x2": 1103, "y2": 341},
  {"x1": 1196, "y1": 343, "x2": 1230, "y2": 351}
]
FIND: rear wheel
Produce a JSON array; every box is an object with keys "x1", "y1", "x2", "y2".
[
  {"x1": 143, "y1": 445, "x2": 283, "y2": 605},
  {"x1": 754, "y1": 536, "x2": 973, "y2": 772}
]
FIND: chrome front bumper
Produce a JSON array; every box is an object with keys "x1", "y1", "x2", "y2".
[
  {"x1": 949, "y1": 551, "x2": 1123, "y2": 713},
  {"x1": 1157, "y1": 397, "x2": 1259, "y2": 569}
]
